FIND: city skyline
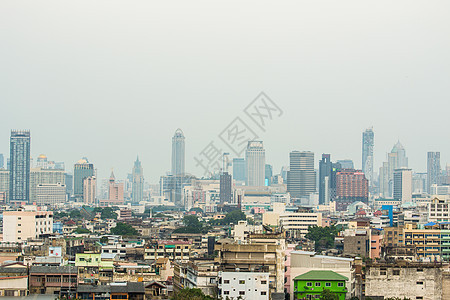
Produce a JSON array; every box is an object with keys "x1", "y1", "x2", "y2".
[{"x1": 2, "y1": 2, "x2": 450, "y2": 182}]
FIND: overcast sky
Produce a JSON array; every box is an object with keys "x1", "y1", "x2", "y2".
[{"x1": 1, "y1": 1, "x2": 450, "y2": 183}]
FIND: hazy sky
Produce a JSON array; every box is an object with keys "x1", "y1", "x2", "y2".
[{"x1": 1, "y1": 1, "x2": 450, "y2": 183}]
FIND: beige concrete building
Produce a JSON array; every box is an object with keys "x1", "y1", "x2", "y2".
[
  {"x1": 3, "y1": 209, "x2": 53, "y2": 242},
  {"x1": 30, "y1": 168, "x2": 65, "y2": 204},
  {"x1": 36, "y1": 183, "x2": 66, "y2": 206},
  {"x1": 215, "y1": 232, "x2": 285, "y2": 295},
  {"x1": 83, "y1": 176, "x2": 96, "y2": 204},
  {"x1": 365, "y1": 262, "x2": 444, "y2": 300}
]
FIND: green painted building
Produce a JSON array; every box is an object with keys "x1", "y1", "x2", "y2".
[{"x1": 293, "y1": 270, "x2": 348, "y2": 300}]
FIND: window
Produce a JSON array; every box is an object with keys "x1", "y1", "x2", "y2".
[
  {"x1": 393, "y1": 270, "x2": 400, "y2": 275},
  {"x1": 315, "y1": 282, "x2": 321, "y2": 287},
  {"x1": 380, "y1": 271, "x2": 386, "y2": 275},
  {"x1": 417, "y1": 281, "x2": 423, "y2": 285},
  {"x1": 306, "y1": 282, "x2": 312, "y2": 287},
  {"x1": 325, "y1": 282, "x2": 331, "y2": 287},
  {"x1": 261, "y1": 280, "x2": 267, "y2": 285},
  {"x1": 261, "y1": 291, "x2": 267, "y2": 295},
  {"x1": 223, "y1": 291, "x2": 229, "y2": 295},
  {"x1": 416, "y1": 297, "x2": 423, "y2": 300},
  {"x1": 239, "y1": 291, "x2": 245, "y2": 295},
  {"x1": 417, "y1": 268, "x2": 423, "y2": 272},
  {"x1": 5, "y1": 290, "x2": 15, "y2": 296},
  {"x1": 239, "y1": 280, "x2": 245, "y2": 284},
  {"x1": 338, "y1": 282, "x2": 344, "y2": 287},
  {"x1": 224, "y1": 280, "x2": 230, "y2": 284}
]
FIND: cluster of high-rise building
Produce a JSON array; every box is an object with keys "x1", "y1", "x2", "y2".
[{"x1": 1, "y1": 127, "x2": 450, "y2": 299}]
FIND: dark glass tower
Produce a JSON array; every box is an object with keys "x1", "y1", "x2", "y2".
[
  {"x1": 9, "y1": 130, "x2": 31, "y2": 204},
  {"x1": 319, "y1": 154, "x2": 341, "y2": 205},
  {"x1": 73, "y1": 158, "x2": 94, "y2": 200}
]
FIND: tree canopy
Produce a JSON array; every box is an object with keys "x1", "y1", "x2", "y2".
[
  {"x1": 110, "y1": 222, "x2": 139, "y2": 236},
  {"x1": 173, "y1": 215, "x2": 210, "y2": 234},
  {"x1": 73, "y1": 227, "x2": 91, "y2": 234},
  {"x1": 320, "y1": 289, "x2": 339, "y2": 300},
  {"x1": 305, "y1": 225, "x2": 341, "y2": 251},
  {"x1": 210, "y1": 210, "x2": 246, "y2": 226}
]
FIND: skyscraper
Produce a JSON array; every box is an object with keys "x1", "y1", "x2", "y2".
[
  {"x1": 336, "y1": 169, "x2": 369, "y2": 211},
  {"x1": 391, "y1": 141, "x2": 408, "y2": 169},
  {"x1": 220, "y1": 172, "x2": 232, "y2": 204},
  {"x1": 108, "y1": 171, "x2": 124, "y2": 204},
  {"x1": 362, "y1": 128, "x2": 374, "y2": 187},
  {"x1": 287, "y1": 151, "x2": 316, "y2": 200},
  {"x1": 393, "y1": 168, "x2": 412, "y2": 203},
  {"x1": 171, "y1": 129, "x2": 185, "y2": 176},
  {"x1": 132, "y1": 156, "x2": 144, "y2": 204},
  {"x1": 427, "y1": 152, "x2": 441, "y2": 193},
  {"x1": 232, "y1": 158, "x2": 246, "y2": 182},
  {"x1": 337, "y1": 159, "x2": 354, "y2": 169},
  {"x1": 73, "y1": 158, "x2": 94, "y2": 200},
  {"x1": 9, "y1": 130, "x2": 31, "y2": 204},
  {"x1": 83, "y1": 176, "x2": 96, "y2": 204},
  {"x1": 245, "y1": 141, "x2": 265, "y2": 186},
  {"x1": 319, "y1": 154, "x2": 341, "y2": 205},
  {"x1": 0, "y1": 154, "x2": 4, "y2": 169},
  {"x1": 265, "y1": 164, "x2": 273, "y2": 186}
]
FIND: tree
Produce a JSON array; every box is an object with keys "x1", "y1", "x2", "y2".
[
  {"x1": 69, "y1": 209, "x2": 82, "y2": 219},
  {"x1": 171, "y1": 288, "x2": 213, "y2": 300},
  {"x1": 173, "y1": 215, "x2": 210, "y2": 234},
  {"x1": 210, "y1": 210, "x2": 246, "y2": 225},
  {"x1": 73, "y1": 227, "x2": 91, "y2": 234},
  {"x1": 101, "y1": 207, "x2": 118, "y2": 219},
  {"x1": 305, "y1": 225, "x2": 340, "y2": 251},
  {"x1": 320, "y1": 289, "x2": 339, "y2": 300},
  {"x1": 110, "y1": 222, "x2": 139, "y2": 236}
]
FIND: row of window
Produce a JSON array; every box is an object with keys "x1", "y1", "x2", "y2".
[{"x1": 305, "y1": 282, "x2": 344, "y2": 287}]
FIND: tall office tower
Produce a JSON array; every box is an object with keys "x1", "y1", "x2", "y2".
[
  {"x1": 393, "y1": 168, "x2": 412, "y2": 203},
  {"x1": 0, "y1": 169, "x2": 9, "y2": 203},
  {"x1": 265, "y1": 164, "x2": 273, "y2": 186},
  {"x1": 245, "y1": 141, "x2": 265, "y2": 186},
  {"x1": 108, "y1": 171, "x2": 124, "y2": 203},
  {"x1": 391, "y1": 141, "x2": 408, "y2": 169},
  {"x1": 220, "y1": 172, "x2": 232, "y2": 204},
  {"x1": 427, "y1": 152, "x2": 441, "y2": 193},
  {"x1": 446, "y1": 165, "x2": 450, "y2": 185},
  {"x1": 171, "y1": 129, "x2": 185, "y2": 176},
  {"x1": 73, "y1": 158, "x2": 94, "y2": 200},
  {"x1": 232, "y1": 158, "x2": 246, "y2": 182},
  {"x1": 83, "y1": 176, "x2": 96, "y2": 204},
  {"x1": 0, "y1": 154, "x2": 4, "y2": 169},
  {"x1": 319, "y1": 154, "x2": 341, "y2": 205},
  {"x1": 287, "y1": 151, "x2": 316, "y2": 200},
  {"x1": 29, "y1": 168, "x2": 65, "y2": 203},
  {"x1": 336, "y1": 169, "x2": 369, "y2": 211},
  {"x1": 9, "y1": 130, "x2": 31, "y2": 204},
  {"x1": 132, "y1": 156, "x2": 144, "y2": 204},
  {"x1": 337, "y1": 159, "x2": 354, "y2": 169},
  {"x1": 379, "y1": 162, "x2": 390, "y2": 198},
  {"x1": 362, "y1": 128, "x2": 374, "y2": 187},
  {"x1": 412, "y1": 173, "x2": 427, "y2": 194}
]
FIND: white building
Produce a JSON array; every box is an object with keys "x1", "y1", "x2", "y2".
[
  {"x1": 428, "y1": 197, "x2": 450, "y2": 223},
  {"x1": 36, "y1": 183, "x2": 66, "y2": 206},
  {"x1": 3, "y1": 208, "x2": 53, "y2": 242},
  {"x1": 218, "y1": 271, "x2": 270, "y2": 300},
  {"x1": 393, "y1": 168, "x2": 412, "y2": 203},
  {"x1": 246, "y1": 141, "x2": 265, "y2": 187}
]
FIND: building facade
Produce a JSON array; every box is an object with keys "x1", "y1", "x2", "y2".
[
  {"x1": 132, "y1": 156, "x2": 144, "y2": 204},
  {"x1": 9, "y1": 130, "x2": 31, "y2": 204},
  {"x1": 245, "y1": 141, "x2": 265, "y2": 187},
  {"x1": 172, "y1": 129, "x2": 185, "y2": 176},
  {"x1": 362, "y1": 128, "x2": 374, "y2": 188},
  {"x1": 73, "y1": 158, "x2": 94, "y2": 200},
  {"x1": 428, "y1": 152, "x2": 441, "y2": 194},
  {"x1": 287, "y1": 151, "x2": 316, "y2": 200}
]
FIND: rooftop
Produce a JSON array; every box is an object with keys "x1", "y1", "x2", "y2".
[{"x1": 294, "y1": 270, "x2": 348, "y2": 281}]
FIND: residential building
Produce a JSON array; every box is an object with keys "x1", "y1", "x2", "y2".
[
  {"x1": 76, "y1": 282, "x2": 145, "y2": 300},
  {"x1": 428, "y1": 197, "x2": 450, "y2": 223},
  {"x1": 218, "y1": 271, "x2": 270, "y2": 300},
  {"x1": 173, "y1": 259, "x2": 218, "y2": 297},
  {"x1": 293, "y1": 270, "x2": 347, "y2": 300},
  {"x1": 215, "y1": 232, "x2": 286, "y2": 294},
  {"x1": 343, "y1": 229, "x2": 371, "y2": 258},
  {"x1": 365, "y1": 262, "x2": 444, "y2": 300},
  {"x1": 289, "y1": 251, "x2": 356, "y2": 299},
  {"x1": 29, "y1": 266, "x2": 77, "y2": 295},
  {"x1": 75, "y1": 253, "x2": 114, "y2": 285},
  {"x1": 246, "y1": 141, "x2": 265, "y2": 187},
  {"x1": 144, "y1": 240, "x2": 192, "y2": 262},
  {"x1": 0, "y1": 263, "x2": 28, "y2": 296},
  {"x1": 172, "y1": 128, "x2": 185, "y2": 176},
  {"x1": 108, "y1": 171, "x2": 124, "y2": 204},
  {"x1": 287, "y1": 151, "x2": 316, "y2": 200},
  {"x1": 3, "y1": 209, "x2": 53, "y2": 242},
  {"x1": 0, "y1": 169, "x2": 9, "y2": 203},
  {"x1": 9, "y1": 130, "x2": 31, "y2": 204}
]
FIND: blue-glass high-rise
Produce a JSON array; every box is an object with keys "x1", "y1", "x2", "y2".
[{"x1": 9, "y1": 130, "x2": 31, "y2": 204}]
